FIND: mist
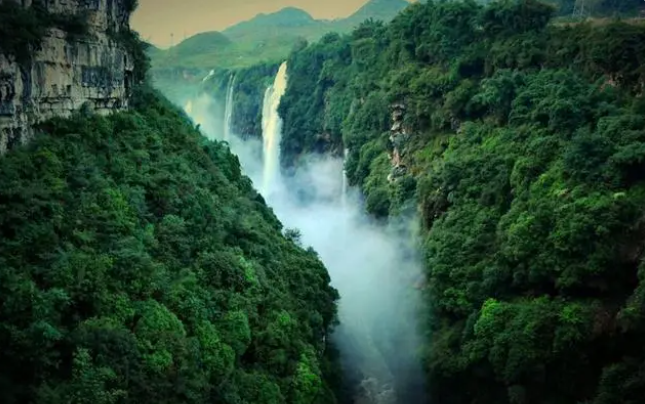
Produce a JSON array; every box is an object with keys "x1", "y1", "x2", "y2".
[{"x1": 175, "y1": 71, "x2": 427, "y2": 404}]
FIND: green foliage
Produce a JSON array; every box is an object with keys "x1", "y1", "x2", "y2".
[
  {"x1": 110, "y1": 28, "x2": 150, "y2": 84},
  {"x1": 0, "y1": 1, "x2": 143, "y2": 88},
  {"x1": 228, "y1": 63, "x2": 281, "y2": 138},
  {"x1": 0, "y1": 2, "x2": 50, "y2": 63},
  {"x1": 0, "y1": 2, "x2": 94, "y2": 64},
  {"x1": 547, "y1": 0, "x2": 644, "y2": 17},
  {"x1": 124, "y1": 0, "x2": 139, "y2": 14},
  {"x1": 163, "y1": 32, "x2": 233, "y2": 59},
  {"x1": 0, "y1": 86, "x2": 339, "y2": 403},
  {"x1": 276, "y1": 1, "x2": 645, "y2": 403},
  {"x1": 50, "y1": 11, "x2": 90, "y2": 41},
  {"x1": 150, "y1": 33, "x2": 299, "y2": 73}
]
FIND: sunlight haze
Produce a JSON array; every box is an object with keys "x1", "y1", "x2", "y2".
[{"x1": 132, "y1": 0, "x2": 411, "y2": 48}]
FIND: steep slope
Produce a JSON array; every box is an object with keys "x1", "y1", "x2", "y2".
[
  {"x1": 343, "y1": 0, "x2": 410, "y2": 25},
  {"x1": 276, "y1": 1, "x2": 645, "y2": 403},
  {"x1": 171, "y1": 31, "x2": 233, "y2": 57},
  {"x1": 0, "y1": 83, "x2": 341, "y2": 404},
  {"x1": 202, "y1": 62, "x2": 282, "y2": 139},
  {"x1": 0, "y1": 3, "x2": 341, "y2": 404}
]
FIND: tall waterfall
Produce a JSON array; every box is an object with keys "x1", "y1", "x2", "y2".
[
  {"x1": 180, "y1": 61, "x2": 426, "y2": 404},
  {"x1": 261, "y1": 62, "x2": 288, "y2": 196},
  {"x1": 223, "y1": 74, "x2": 236, "y2": 142},
  {"x1": 341, "y1": 148, "x2": 349, "y2": 206}
]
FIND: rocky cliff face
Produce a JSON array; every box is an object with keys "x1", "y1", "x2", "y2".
[
  {"x1": 387, "y1": 102, "x2": 410, "y2": 183},
  {"x1": 0, "y1": 0, "x2": 134, "y2": 154}
]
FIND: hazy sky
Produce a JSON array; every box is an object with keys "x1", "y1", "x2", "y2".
[{"x1": 132, "y1": 0, "x2": 385, "y2": 48}]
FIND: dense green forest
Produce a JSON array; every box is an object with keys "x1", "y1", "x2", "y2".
[
  {"x1": 0, "y1": 37, "x2": 341, "y2": 404},
  {"x1": 274, "y1": 0, "x2": 645, "y2": 403}
]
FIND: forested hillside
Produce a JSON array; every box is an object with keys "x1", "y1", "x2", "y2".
[
  {"x1": 276, "y1": 0, "x2": 645, "y2": 403},
  {"x1": 0, "y1": 76, "x2": 340, "y2": 404}
]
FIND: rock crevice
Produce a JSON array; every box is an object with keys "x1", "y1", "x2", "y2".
[{"x1": 387, "y1": 102, "x2": 410, "y2": 183}]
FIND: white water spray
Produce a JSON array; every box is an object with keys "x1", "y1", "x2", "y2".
[
  {"x1": 261, "y1": 62, "x2": 288, "y2": 196},
  {"x1": 183, "y1": 100, "x2": 193, "y2": 115},
  {"x1": 223, "y1": 74, "x2": 236, "y2": 142},
  {"x1": 341, "y1": 148, "x2": 349, "y2": 206},
  {"x1": 183, "y1": 95, "x2": 216, "y2": 137},
  {"x1": 180, "y1": 65, "x2": 427, "y2": 404}
]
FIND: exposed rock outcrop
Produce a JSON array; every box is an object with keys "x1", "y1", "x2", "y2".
[
  {"x1": 387, "y1": 102, "x2": 410, "y2": 183},
  {"x1": 0, "y1": 0, "x2": 134, "y2": 154}
]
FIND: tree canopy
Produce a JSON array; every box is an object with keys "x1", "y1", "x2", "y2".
[
  {"x1": 274, "y1": 0, "x2": 645, "y2": 403},
  {"x1": 0, "y1": 85, "x2": 340, "y2": 404}
]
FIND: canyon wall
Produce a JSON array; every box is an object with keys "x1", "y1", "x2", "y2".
[{"x1": 0, "y1": 0, "x2": 134, "y2": 154}]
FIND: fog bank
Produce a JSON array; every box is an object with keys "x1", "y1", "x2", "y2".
[{"x1": 178, "y1": 75, "x2": 427, "y2": 403}]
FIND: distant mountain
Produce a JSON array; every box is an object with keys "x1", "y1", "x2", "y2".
[
  {"x1": 149, "y1": 0, "x2": 412, "y2": 72},
  {"x1": 223, "y1": 7, "x2": 322, "y2": 41},
  {"x1": 222, "y1": 0, "x2": 410, "y2": 41},
  {"x1": 143, "y1": 41, "x2": 162, "y2": 56},
  {"x1": 171, "y1": 31, "x2": 232, "y2": 57},
  {"x1": 344, "y1": 0, "x2": 410, "y2": 25},
  {"x1": 224, "y1": 7, "x2": 317, "y2": 37}
]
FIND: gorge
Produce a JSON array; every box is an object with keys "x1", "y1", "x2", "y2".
[
  {"x1": 170, "y1": 1, "x2": 645, "y2": 403},
  {"x1": 2, "y1": 0, "x2": 645, "y2": 404},
  {"x1": 183, "y1": 61, "x2": 427, "y2": 404}
]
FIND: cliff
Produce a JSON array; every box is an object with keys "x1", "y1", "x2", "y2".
[{"x1": 0, "y1": 0, "x2": 135, "y2": 154}]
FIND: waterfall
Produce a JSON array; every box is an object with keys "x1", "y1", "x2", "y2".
[
  {"x1": 179, "y1": 61, "x2": 426, "y2": 404},
  {"x1": 223, "y1": 74, "x2": 236, "y2": 142},
  {"x1": 341, "y1": 148, "x2": 349, "y2": 206},
  {"x1": 202, "y1": 69, "x2": 215, "y2": 83},
  {"x1": 261, "y1": 61, "x2": 288, "y2": 197}
]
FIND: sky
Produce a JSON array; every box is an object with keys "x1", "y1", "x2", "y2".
[{"x1": 132, "y1": 0, "x2": 383, "y2": 48}]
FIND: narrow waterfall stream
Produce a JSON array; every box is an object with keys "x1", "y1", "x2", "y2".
[
  {"x1": 260, "y1": 62, "x2": 288, "y2": 196},
  {"x1": 341, "y1": 147, "x2": 349, "y2": 207},
  {"x1": 184, "y1": 63, "x2": 426, "y2": 404},
  {"x1": 223, "y1": 73, "x2": 236, "y2": 142}
]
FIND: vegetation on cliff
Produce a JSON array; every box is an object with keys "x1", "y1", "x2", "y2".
[
  {"x1": 0, "y1": 1, "x2": 90, "y2": 64},
  {"x1": 204, "y1": 62, "x2": 282, "y2": 139},
  {"x1": 0, "y1": 8, "x2": 341, "y2": 400},
  {"x1": 0, "y1": 0, "x2": 145, "y2": 84},
  {"x1": 0, "y1": 84, "x2": 340, "y2": 404},
  {"x1": 276, "y1": 0, "x2": 645, "y2": 402}
]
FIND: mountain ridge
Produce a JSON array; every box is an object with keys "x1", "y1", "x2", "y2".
[
  {"x1": 344, "y1": 0, "x2": 410, "y2": 24},
  {"x1": 150, "y1": 0, "x2": 412, "y2": 72},
  {"x1": 172, "y1": 31, "x2": 233, "y2": 57},
  {"x1": 222, "y1": 6, "x2": 320, "y2": 39},
  {"x1": 223, "y1": 0, "x2": 411, "y2": 37}
]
